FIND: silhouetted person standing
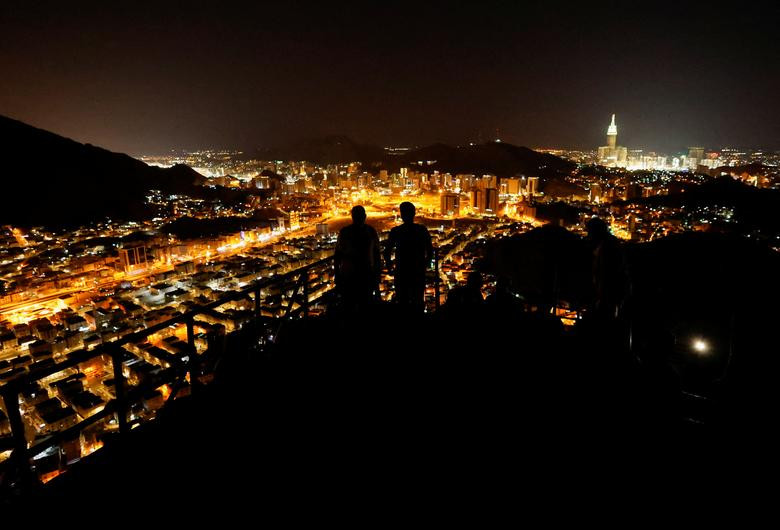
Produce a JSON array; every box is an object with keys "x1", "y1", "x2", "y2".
[
  {"x1": 485, "y1": 275, "x2": 523, "y2": 314},
  {"x1": 445, "y1": 271, "x2": 484, "y2": 309},
  {"x1": 586, "y1": 217, "x2": 628, "y2": 320},
  {"x1": 384, "y1": 202, "x2": 433, "y2": 312},
  {"x1": 334, "y1": 205, "x2": 381, "y2": 311}
]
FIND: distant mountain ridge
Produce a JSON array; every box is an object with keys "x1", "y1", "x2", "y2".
[
  {"x1": 258, "y1": 135, "x2": 386, "y2": 166},
  {"x1": 629, "y1": 176, "x2": 780, "y2": 235},
  {"x1": 0, "y1": 114, "x2": 207, "y2": 227},
  {"x1": 1, "y1": 116, "x2": 575, "y2": 228},
  {"x1": 259, "y1": 136, "x2": 575, "y2": 178}
]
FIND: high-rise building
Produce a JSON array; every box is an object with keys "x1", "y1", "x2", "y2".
[
  {"x1": 589, "y1": 183, "x2": 603, "y2": 203},
  {"x1": 687, "y1": 147, "x2": 705, "y2": 169},
  {"x1": 471, "y1": 189, "x2": 483, "y2": 213},
  {"x1": 472, "y1": 187, "x2": 498, "y2": 214},
  {"x1": 458, "y1": 174, "x2": 476, "y2": 191},
  {"x1": 289, "y1": 211, "x2": 300, "y2": 230},
  {"x1": 504, "y1": 178, "x2": 521, "y2": 195},
  {"x1": 527, "y1": 177, "x2": 539, "y2": 196},
  {"x1": 440, "y1": 192, "x2": 460, "y2": 216},
  {"x1": 256, "y1": 176, "x2": 270, "y2": 189},
  {"x1": 484, "y1": 187, "x2": 499, "y2": 213},
  {"x1": 481, "y1": 174, "x2": 498, "y2": 189},
  {"x1": 627, "y1": 149, "x2": 643, "y2": 168},
  {"x1": 688, "y1": 147, "x2": 705, "y2": 161},
  {"x1": 597, "y1": 114, "x2": 628, "y2": 167},
  {"x1": 607, "y1": 113, "x2": 617, "y2": 149},
  {"x1": 119, "y1": 245, "x2": 148, "y2": 274},
  {"x1": 641, "y1": 155, "x2": 657, "y2": 169}
]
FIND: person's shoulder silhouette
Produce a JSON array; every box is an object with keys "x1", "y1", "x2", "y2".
[
  {"x1": 586, "y1": 216, "x2": 629, "y2": 319},
  {"x1": 445, "y1": 271, "x2": 484, "y2": 309},
  {"x1": 334, "y1": 205, "x2": 381, "y2": 307},
  {"x1": 386, "y1": 202, "x2": 432, "y2": 269},
  {"x1": 385, "y1": 202, "x2": 433, "y2": 310}
]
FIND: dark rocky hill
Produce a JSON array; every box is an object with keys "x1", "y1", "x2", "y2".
[
  {"x1": 260, "y1": 136, "x2": 575, "y2": 178},
  {"x1": 0, "y1": 114, "x2": 206, "y2": 227}
]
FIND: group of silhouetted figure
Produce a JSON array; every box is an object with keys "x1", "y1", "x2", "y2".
[
  {"x1": 333, "y1": 201, "x2": 433, "y2": 315},
  {"x1": 333, "y1": 202, "x2": 629, "y2": 324}
]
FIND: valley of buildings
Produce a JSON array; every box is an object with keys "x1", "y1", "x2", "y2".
[{"x1": 1, "y1": 118, "x2": 778, "y2": 479}]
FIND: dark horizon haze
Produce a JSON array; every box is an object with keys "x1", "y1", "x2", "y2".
[{"x1": 1, "y1": 1, "x2": 778, "y2": 156}]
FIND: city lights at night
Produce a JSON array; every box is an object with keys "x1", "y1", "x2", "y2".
[{"x1": 0, "y1": 0, "x2": 779, "y2": 510}]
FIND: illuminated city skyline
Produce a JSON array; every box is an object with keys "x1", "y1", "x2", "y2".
[{"x1": 1, "y1": 0, "x2": 779, "y2": 504}]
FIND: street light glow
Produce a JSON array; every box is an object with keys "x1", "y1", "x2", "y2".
[{"x1": 692, "y1": 339, "x2": 709, "y2": 354}]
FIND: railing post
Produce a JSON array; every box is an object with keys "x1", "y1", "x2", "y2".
[
  {"x1": 552, "y1": 262, "x2": 559, "y2": 316},
  {"x1": 2, "y1": 387, "x2": 33, "y2": 490},
  {"x1": 110, "y1": 345, "x2": 129, "y2": 436},
  {"x1": 186, "y1": 316, "x2": 198, "y2": 394},
  {"x1": 302, "y1": 272, "x2": 309, "y2": 319},
  {"x1": 253, "y1": 283, "x2": 267, "y2": 348},
  {"x1": 434, "y1": 247, "x2": 440, "y2": 310},
  {"x1": 254, "y1": 283, "x2": 264, "y2": 347}
]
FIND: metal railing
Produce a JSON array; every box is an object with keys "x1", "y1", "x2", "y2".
[
  {"x1": 0, "y1": 248, "x2": 442, "y2": 493},
  {"x1": 0, "y1": 256, "x2": 332, "y2": 491}
]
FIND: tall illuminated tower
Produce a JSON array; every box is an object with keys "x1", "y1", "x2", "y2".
[
  {"x1": 606, "y1": 114, "x2": 617, "y2": 149},
  {"x1": 598, "y1": 114, "x2": 627, "y2": 168}
]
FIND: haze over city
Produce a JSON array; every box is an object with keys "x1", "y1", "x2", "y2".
[{"x1": 2, "y1": 1, "x2": 779, "y2": 154}]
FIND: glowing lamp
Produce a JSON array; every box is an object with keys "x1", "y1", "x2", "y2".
[{"x1": 692, "y1": 339, "x2": 709, "y2": 354}]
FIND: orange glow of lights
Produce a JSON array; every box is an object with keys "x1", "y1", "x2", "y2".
[
  {"x1": 554, "y1": 307, "x2": 579, "y2": 326},
  {"x1": 159, "y1": 384, "x2": 172, "y2": 400},
  {"x1": 81, "y1": 440, "x2": 104, "y2": 457},
  {"x1": 40, "y1": 469, "x2": 64, "y2": 484},
  {"x1": 10, "y1": 227, "x2": 29, "y2": 247},
  {"x1": 81, "y1": 365, "x2": 99, "y2": 378}
]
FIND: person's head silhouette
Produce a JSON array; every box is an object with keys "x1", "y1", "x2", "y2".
[
  {"x1": 466, "y1": 271, "x2": 483, "y2": 290},
  {"x1": 399, "y1": 202, "x2": 416, "y2": 223},
  {"x1": 586, "y1": 217, "x2": 609, "y2": 243},
  {"x1": 351, "y1": 205, "x2": 367, "y2": 225}
]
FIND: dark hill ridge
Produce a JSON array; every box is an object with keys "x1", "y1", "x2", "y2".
[
  {"x1": 714, "y1": 163, "x2": 778, "y2": 177},
  {"x1": 626, "y1": 177, "x2": 780, "y2": 235},
  {"x1": 260, "y1": 137, "x2": 575, "y2": 178},
  {"x1": 0, "y1": 114, "x2": 206, "y2": 227},
  {"x1": 2, "y1": 115, "x2": 573, "y2": 228},
  {"x1": 258, "y1": 135, "x2": 385, "y2": 166},
  {"x1": 398, "y1": 141, "x2": 575, "y2": 178}
]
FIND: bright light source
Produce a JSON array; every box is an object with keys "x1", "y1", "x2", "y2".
[{"x1": 692, "y1": 339, "x2": 709, "y2": 354}]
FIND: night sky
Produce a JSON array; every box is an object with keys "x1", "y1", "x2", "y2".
[{"x1": 1, "y1": 1, "x2": 778, "y2": 155}]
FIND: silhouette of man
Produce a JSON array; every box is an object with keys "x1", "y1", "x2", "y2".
[
  {"x1": 334, "y1": 205, "x2": 381, "y2": 310},
  {"x1": 485, "y1": 275, "x2": 522, "y2": 311},
  {"x1": 445, "y1": 271, "x2": 484, "y2": 308},
  {"x1": 586, "y1": 217, "x2": 628, "y2": 320},
  {"x1": 384, "y1": 202, "x2": 433, "y2": 312}
]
